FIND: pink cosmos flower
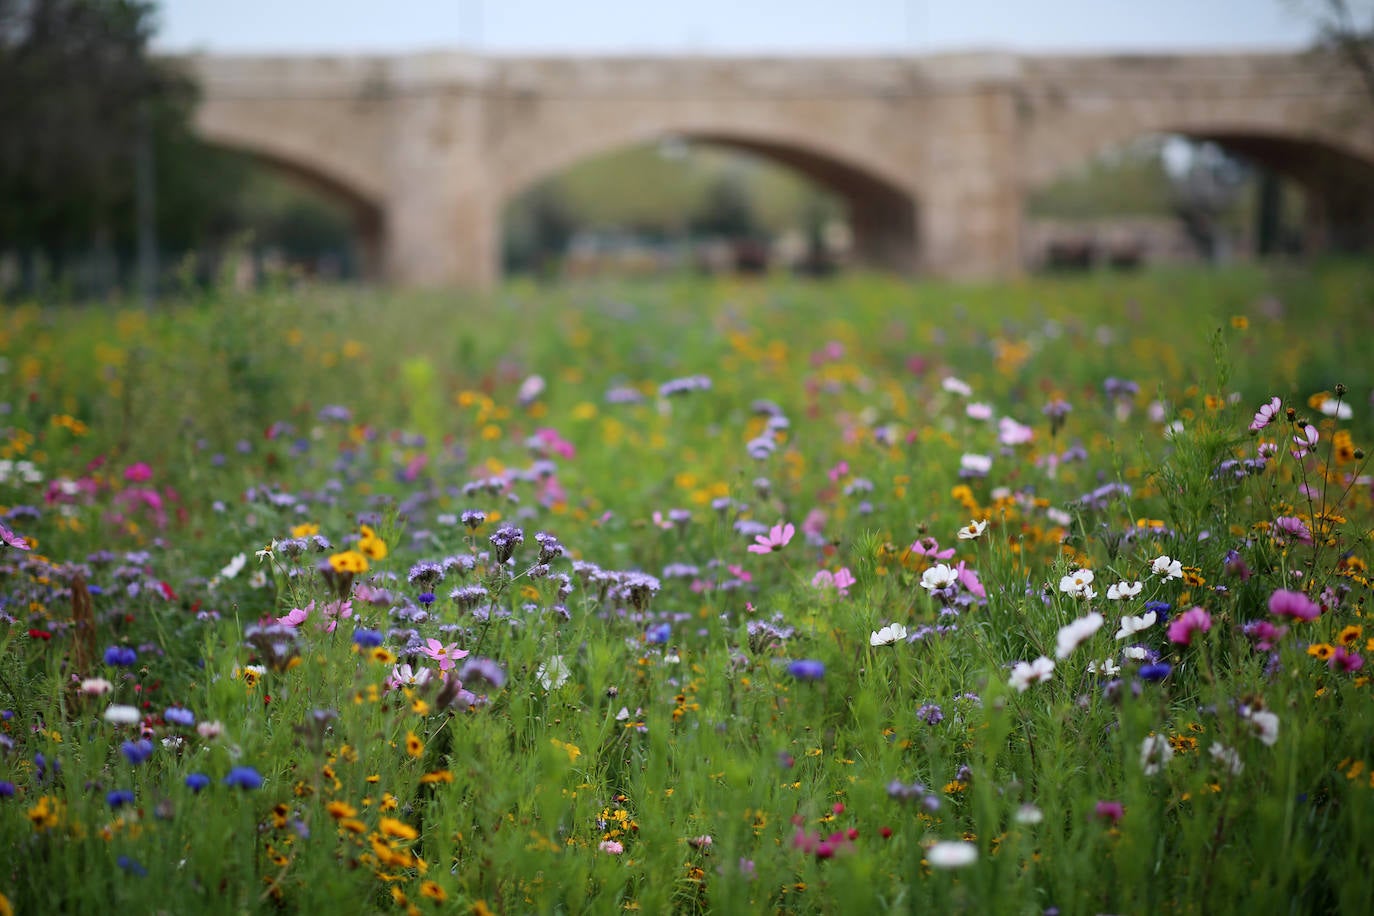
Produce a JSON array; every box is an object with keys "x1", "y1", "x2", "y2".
[
  {"x1": 1268, "y1": 588, "x2": 1320, "y2": 621},
  {"x1": 1094, "y1": 801, "x2": 1124, "y2": 824},
  {"x1": 811, "y1": 567, "x2": 856, "y2": 596},
  {"x1": 1249, "y1": 397, "x2": 1281, "y2": 432},
  {"x1": 535, "y1": 428, "x2": 576, "y2": 460},
  {"x1": 827, "y1": 461, "x2": 849, "y2": 482},
  {"x1": 0, "y1": 519, "x2": 31, "y2": 551},
  {"x1": 748, "y1": 522, "x2": 795, "y2": 554},
  {"x1": 1167, "y1": 607, "x2": 1212, "y2": 645},
  {"x1": 954, "y1": 561, "x2": 986, "y2": 599},
  {"x1": 422, "y1": 638, "x2": 469, "y2": 672},
  {"x1": 909, "y1": 537, "x2": 955, "y2": 561},
  {"x1": 1292, "y1": 424, "x2": 1319, "y2": 459},
  {"x1": 1271, "y1": 516, "x2": 1312, "y2": 545},
  {"x1": 276, "y1": 606, "x2": 310, "y2": 628}
]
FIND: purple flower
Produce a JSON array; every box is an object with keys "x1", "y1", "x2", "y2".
[
  {"x1": 185, "y1": 773, "x2": 210, "y2": 793},
  {"x1": 646, "y1": 622, "x2": 672, "y2": 644},
  {"x1": 107, "y1": 789, "x2": 136, "y2": 808},
  {"x1": 1250, "y1": 396, "x2": 1281, "y2": 432},
  {"x1": 121, "y1": 739, "x2": 154, "y2": 765},
  {"x1": 103, "y1": 645, "x2": 138, "y2": 667},
  {"x1": 352, "y1": 628, "x2": 384, "y2": 648},
  {"x1": 223, "y1": 766, "x2": 263, "y2": 790},
  {"x1": 1138, "y1": 662, "x2": 1172, "y2": 682},
  {"x1": 1269, "y1": 589, "x2": 1319, "y2": 622},
  {"x1": 0, "y1": 780, "x2": 15, "y2": 797},
  {"x1": 457, "y1": 657, "x2": 506, "y2": 690},
  {"x1": 117, "y1": 855, "x2": 147, "y2": 877},
  {"x1": 917, "y1": 704, "x2": 945, "y2": 726},
  {"x1": 786, "y1": 659, "x2": 826, "y2": 680},
  {"x1": 164, "y1": 707, "x2": 196, "y2": 728}
]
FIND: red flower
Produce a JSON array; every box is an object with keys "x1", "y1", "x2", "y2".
[{"x1": 28, "y1": 629, "x2": 52, "y2": 640}]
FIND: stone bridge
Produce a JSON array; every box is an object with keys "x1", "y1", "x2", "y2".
[{"x1": 176, "y1": 50, "x2": 1374, "y2": 287}]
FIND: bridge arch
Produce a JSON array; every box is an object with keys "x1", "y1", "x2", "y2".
[{"x1": 493, "y1": 119, "x2": 920, "y2": 274}]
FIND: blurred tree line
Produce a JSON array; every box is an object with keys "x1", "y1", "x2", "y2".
[{"x1": 0, "y1": 0, "x2": 357, "y2": 299}]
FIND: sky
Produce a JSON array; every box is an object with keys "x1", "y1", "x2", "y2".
[{"x1": 154, "y1": 0, "x2": 1319, "y2": 56}]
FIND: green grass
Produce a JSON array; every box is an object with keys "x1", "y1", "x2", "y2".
[{"x1": 1, "y1": 262, "x2": 1373, "y2": 914}]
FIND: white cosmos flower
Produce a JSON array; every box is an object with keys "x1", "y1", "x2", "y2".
[
  {"x1": 1151, "y1": 556, "x2": 1183, "y2": 579},
  {"x1": 220, "y1": 552, "x2": 247, "y2": 579},
  {"x1": 81, "y1": 678, "x2": 114, "y2": 696},
  {"x1": 1014, "y1": 803, "x2": 1044, "y2": 825},
  {"x1": 1106, "y1": 581, "x2": 1142, "y2": 600},
  {"x1": 1320, "y1": 398, "x2": 1353, "y2": 420},
  {"x1": 960, "y1": 453, "x2": 992, "y2": 475},
  {"x1": 1008, "y1": 656, "x2": 1055, "y2": 692},
  {"x1": 926, "y1": 841, "x2": 978, "y2": 868},
  {"x1": 1243, "y1": 708, "x2": 1280, "y2": 747},
  {"x1": 1140, "y1": 734, "x2": 1174, "y2": 776},
  {"x1": 1123, "y1": 645, "x2": 1150, "y2": 661},
  {"x1": 1114, "y1": 611, "x2": 1157, "y2": 640},
  {"x1": 1055, "y1": 612, "x2": 1104, "y2": 660},
  {"x1": 870, "y1": 623, "x2": 909, "y2": 646},
  {"x1": 1046, "y1": 507, "x2": 1073, "y2": 527},
  {"x1": 942, "y1": 376, "x2": 973, "y2": 397},
  {"x1": 920, "y1": 564, "x2": 959, "y2": 591},
  {"x1": 104, "y1": 704, "x2": 141, "y2": 725},
  {"x1": 1058, "y1": 568, "x2": 1096, "y2": 599},
  {"x1": 537, "y1": 655, "x2": 571, "y2": 691},
  {"x1": 1210, "y1": 741, "x2": 1244, "y2": 775},
  {"x1": 1087, "y1": 658, "x2": 1121, "y2": 676},
  {"x1": 957, "y1": 518, "x2": 989, "y2": 540}
]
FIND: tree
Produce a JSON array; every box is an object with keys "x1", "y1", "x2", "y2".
[
  {"x1": 1302, "y1": 0, "x2": 1374, "y2": 103},
  {"x1": 0, "y1": 0, "x2": 198, "y2": 288}
]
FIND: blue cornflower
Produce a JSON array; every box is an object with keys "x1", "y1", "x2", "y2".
[
  {"x1": 417, "y1": 591, "x2": 436, "y2": 607},
  {"x1": 103, "y1": 645, "x2": 138, "y2": 666},
  {"x1": 646, "y1": 622, "x2": 672, "y2": 644},
  {"x1": 107, "y1": 789, "x2": 136, "y2": 808},
  {"x1": 352, "y1": 628, "x2": 385, "y2": 649},
  {"x1": 121, "y1": 739, "x2": 154, "y2": 765},
  {"x1": 786, "y1": 659, "x2": 826, "y2": 680},
  {"x1": 223, "y1": 766, "x2": 263, "y2": 790},
  {"x1": 164, "y1": 707, "x2": 196, "y2": 728},
  {"x1": 0, "y1": 780, "x2": 16, "y2": 797},
  {"x1": 185, "y1": 773, "x2": 210, "y2": 793},
  {"x1": 1139, "y1": 662, "x2": 1173, "y2": 682},
  {"x1": 1144, "y1": 600, "x2": 1171, "y2": 624},
  {"x1": 117, "y1": 855, "x2": 147, "y2": 877}
]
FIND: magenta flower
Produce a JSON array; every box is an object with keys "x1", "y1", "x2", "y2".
[
  {"x1": 124, "y1": 462, "x2": 153, "y2": 482},
  {"x1": 748, "y1": 522, "x2": 795, "y2": 554},
  {"x1": 1249, "y1": 397, "x2": 1281, "y2": 432},
  {"x1": 1329, "y1": 646, "x2": 1364, "y2": 672},
  {"x1": 1167, "y1": 607, "x2": 1212, "y2": 645},
  {"x1": 422, "y1": 638, "x2": 469, "y2": 672},
  {"x1": 1268, "y1": 589, "x2": 1319, "y2": 621},
  {"x1": 1242, "y1": 620, "x2": 1288, "y2": 651},
  {"x1": 1094, "y1": 800, "x2": 1124, "y2": 824}
]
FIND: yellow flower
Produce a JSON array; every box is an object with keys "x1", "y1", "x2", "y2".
[
  {"x1": 1230, "y1": 315, "x2": 1249, "y2": 330},
  {"x1": 329, "y1": 551, "x2": 369, "y2": 574},
  {"x1": 378, "y1": 817, "x2": 418, "y2": 840},
  {"x1": 1339, "y1": 625, "x2": 1363, "y2": 647},
  {"x1": 371, "y1": 647, "x2": 397, "y2": 665},
  {"x1": 1307, "y1": 643, "x2": 1335, "y2": 661},
  {"x1": 358, "y1": 525, "x2": 388, "y2": 561},
  {"x1": 27, "y1": 795, "x2": 63, "y2": 831},
  {"x1": 326, "y1": 801, "x2": 358, "y2": 820},
  {"x1": 550, "y1": 738, "x2": 582, "y2": 763},
  {"x1": 405, "y1": 732, "x2": 425, "y2": 758},
  {"x1": 420, "y1": 881, "x2": 447, "y2": 902},
  {"x1": 290, "y1": 522, "x2": 320, "y2": 538},
  {"x1": 419, "y1": 770, "x2": 454, "y2": 785}
]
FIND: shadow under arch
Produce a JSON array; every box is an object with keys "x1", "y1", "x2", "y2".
[
  {"x1": 1029, "y1": 127, "x2": 1374, "y2": 256},
  {"x1": 191, "y1": 140, "x2": 388, "y2": 280},
  {"x1": 499, "y1": 129, "x2": 919, "y2": 276}
]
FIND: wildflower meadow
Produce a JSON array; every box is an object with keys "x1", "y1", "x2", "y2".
[{"x1": 2, "y1": 263, "x2": 1373, "y2": 914}]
